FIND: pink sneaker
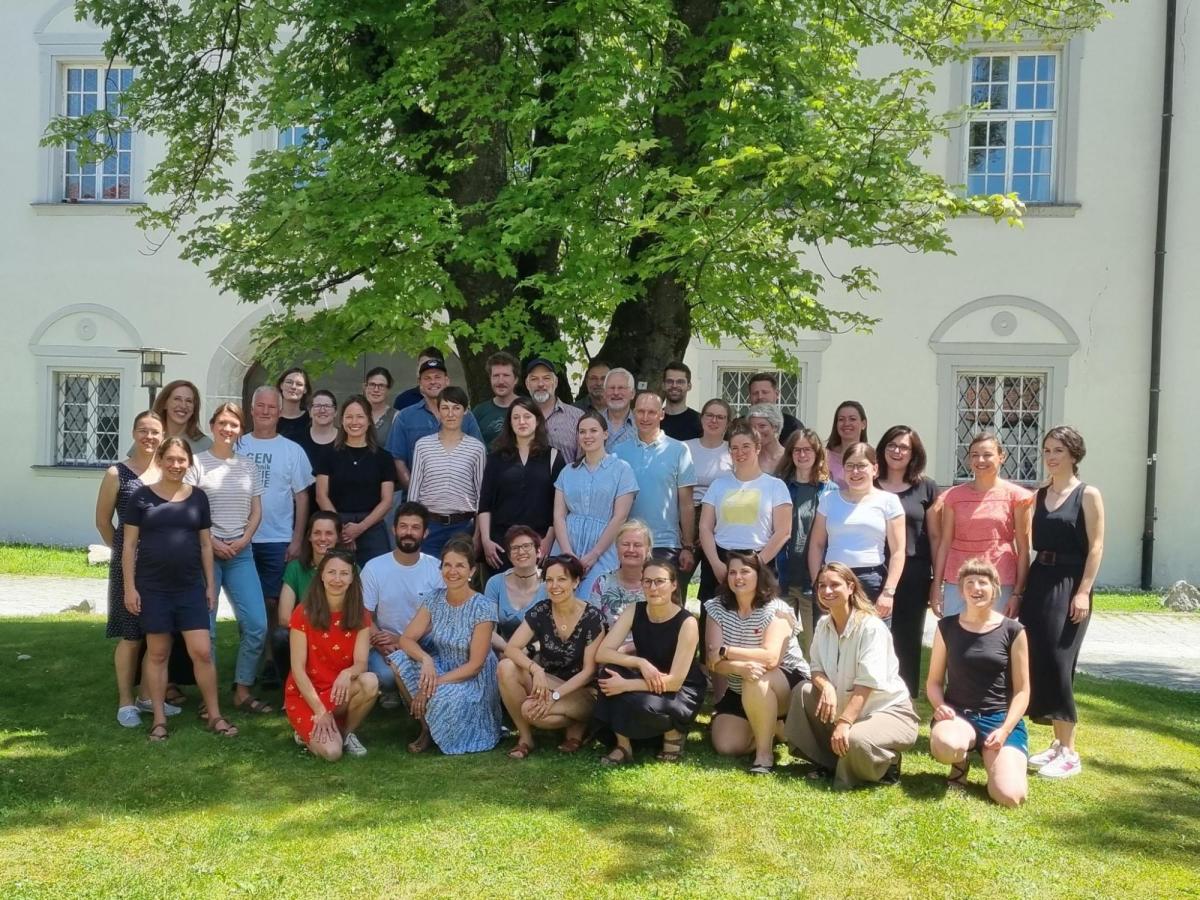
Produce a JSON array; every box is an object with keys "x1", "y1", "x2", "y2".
[
  {"x1": 1037, "y1": 749, "x2": 1082, "y2": 779},
  {"x1": 1027, "y1": 740, "x2": 1061, "y2": 770}
]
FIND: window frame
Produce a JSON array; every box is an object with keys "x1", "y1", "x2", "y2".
[
  {"x1": 53, "y1": 370, "x2": 124, "y2": 468},
  {"x1": 61, "y1": 63, "x2": 136, "y2": 202},
  {"x1": 716, "y1": 366, "x2": 805, "y2": 421},
  {"x1": 951, "y1": 369, "x2": 1049, "y2": 485}
]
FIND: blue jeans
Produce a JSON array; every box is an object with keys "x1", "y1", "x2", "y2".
[
  {"x1": 851, "y1": 564, "x2": 891, "y2": 629},
  {"x1": 421, "y1": 518, "x2": 474, "y2": 559},
  {"x1": 251, "y1": 541, "x2": 289, "y2": 601},
  {"x1": 209, "y1": 545, "x2": 268, "y2": 688},
  {"x1": 368, "y1": 648, "x2": 397, "y2": 693}
]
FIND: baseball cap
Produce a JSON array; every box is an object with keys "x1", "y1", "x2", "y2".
[
  {"x1": 524, "y1": 357, "x2": 557, "y2": 376},
  {"x1": 419, "y1": 358, "x2": 448, "y2": 375}
]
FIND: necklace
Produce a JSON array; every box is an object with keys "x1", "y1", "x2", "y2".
[{"x1": 512, "y1": 570, "x2": 539, "y2": 580}]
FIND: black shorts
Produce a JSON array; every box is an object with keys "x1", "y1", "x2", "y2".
[
  {"x1": 713, "y1": 669, "x2": 807, "y2": 720},
  {"x1": 139, "y1": 585, "x2": 210, "y2": 635}
]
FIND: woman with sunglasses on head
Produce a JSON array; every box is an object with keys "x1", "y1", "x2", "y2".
[
  {"x1": 484, "y1": 525, "x2": 548, "y2": 653},
  {"x1": 285, "y1": 549, "x2": 379, "y2": 759},
  {"x1": 186, "y1": 402, "x2": 273, "y2": 716},
  {"x1": 705, "y1": 551, "x2": 809, "y2": 775},
  {"x1": 807, "y1": 443, "x2": 905, "y2": 622},
  {"x1": 316, "y1": 395, "x2": 396, "y2": 567},
  {"x1": 275, "y1": 367, "x2": 311, "y2": 444},
  {"x1": 498, "y1": 554, "x2": 605, "y2": 758},
  {"x1": 876, "y1": 425, "x2": 942, "y2": 697},
  {"x1": 594, "y1": 559, "x2": 706, "y2": 765}
]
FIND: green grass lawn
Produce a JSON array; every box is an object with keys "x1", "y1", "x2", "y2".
[{"x1": 0, "y1": 617, "x2": 1197, "y2": 898}]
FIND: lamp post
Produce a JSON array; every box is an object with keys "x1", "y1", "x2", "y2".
[{"x1": 119, "y1": 347, "x2": 185, "y2": 407}]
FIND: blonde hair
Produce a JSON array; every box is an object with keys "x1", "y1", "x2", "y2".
[{"x1": 615, "y1": 519, "x2": 652, "y2": 548}]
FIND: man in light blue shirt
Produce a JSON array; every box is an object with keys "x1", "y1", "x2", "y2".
[
  {"x1": 603, "y1": 367, "x2": 637, "y2": 451},
  {"x1": 614, "y1": 391, "x2": 697, "y2": 571},
  {"x1": 386, "y1": 357, "x2": 483, "y2": 489}
]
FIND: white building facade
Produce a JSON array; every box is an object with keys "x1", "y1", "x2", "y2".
[{"x1": 1, "y1": 1, "x2": 1194, "y2": 587}]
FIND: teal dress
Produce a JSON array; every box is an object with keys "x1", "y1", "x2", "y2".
[{"x1": 484, "y1": 571, "x2": 548, "y2": 639}]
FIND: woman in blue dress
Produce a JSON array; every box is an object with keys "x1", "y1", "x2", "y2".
[
  {"x1": 483, "y1": 525, "x2": 547, "y2": 653},
  {"x1": 388, "y1": 537, "x2": 501, "y2": 754},
  {"x1": 552, "y1": 412, "x2": 639, "y2": 597}
]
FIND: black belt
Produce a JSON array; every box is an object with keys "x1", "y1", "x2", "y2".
[
  {"x1": 429, "y1": 511, "x2": 474, "y2": 525},
  {"x1": 1035, "y1": 550, "x2": 1084, "y2": 566}
]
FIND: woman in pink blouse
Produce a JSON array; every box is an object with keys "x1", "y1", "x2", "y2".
[{"x1": 930, "y1": 433, "x2": 1032, "y2": 618}]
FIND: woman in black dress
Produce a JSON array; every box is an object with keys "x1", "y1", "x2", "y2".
[
  {"x1": 122, "y1": 438, "x2": 236, "y2": 741},
  {"x1": 315, "y1": 394, "x2": 396, "y2": 567},
  {"x1": 1018, "y1": 426, "x2": 1104, "y2": 780},
  {"x1": 276, "y1": 367, "x2": 311, "y2": 444},
  {"x1": 497, "y1": 554, "x2": 605, "y2": 758},
  {"x1": 876, "y1": 425, "x2": 941, "y2": 697},
  {"x1": 593, "y1": 560, "x2": 705, "y2": 765}
]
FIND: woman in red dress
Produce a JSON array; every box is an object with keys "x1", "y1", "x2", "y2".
[{"x1": 284, "y1": 550, "x2": 380, "y2": 760}]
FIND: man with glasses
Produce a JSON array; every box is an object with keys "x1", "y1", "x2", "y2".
[
  {"x1": 362, "y1": 367, "x2": 397, "y2": 444},
  {"x1": 471, "y1": 351, "x2": 519, "y2": 449},
  {"x1": 661, "y1": 361, "x2": 703, "y2": 442}
]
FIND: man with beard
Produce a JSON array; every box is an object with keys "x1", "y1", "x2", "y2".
[
  {"x1": 361, "y1": 502, "x2": 444, "y2": 708},
  {"x1": 661, "y1": 361, "x2": 703, "y2": 442},
  {"x1": 471, "y1": 351, "x2": 520, "y2": 449},
  {"x1": 575, "y1": 359, "x2": 611, "y2": 414},
  {"x1": 525, "y1": 358, "x2": 582, "y2": 463}
]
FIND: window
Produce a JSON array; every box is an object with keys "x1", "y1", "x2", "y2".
[
  {"x1": 276, "y1": 125, "x2": 311, "y2": 150},
  {"x1": 966, "y1": 52, "x2": 1059, "y2": 202},
  {"x1": 954, "y1": 372, "x2": 1045, "y2": 484},
  {"x1": 718, "y1": 368, "x2": 802, "y2": 419},
  {"x1": 56, "y1": 372, "x2": 121, "y2": 466},
  {"x1": 62, "y1": 65, "x2": 135, "y2": 201}
]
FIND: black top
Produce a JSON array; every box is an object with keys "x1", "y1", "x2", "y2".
[
  {"x1": 524, "y1": 599, "x2": 605, "y2": 681},
  {"x1": 938, "y1": 615, "x2": 1024, "y2": 713},
  {"x1": 392, "y1": 386, "x2": 423, "y2": 411},
  {"x1": 782, "y1": 480, "x2": 830, "y2": 591},
  {"x1": 662, "y1": 408, "x2": 703, "y2": 442},
  {"x1": 316, "y1": 445, "x2": 395, "y2": 512},
  {"x1": 125, "y1": 485, "x2": 212, "y2": 592},
  {"x1": 890, "y1": 477, "x2": 941, "y2": 560},
  {"x1": 780, "y1": 412, "x2": 803, "y2": 443},
  {"x1": 277, "y1": 412, "x2": 311, "y2": 444},
  {"x1": 296, "y1": 431, "x2": 335, "y2": 479},
  {"x1": 478, "y1": 448, "x2": 567, "y2": 542},
  {"x1": 1032, "y1": 483, "x2": 1089, "y2": 562},
  {"x1": 629, "y1": 602, "x2": 707, "y2": 691}
]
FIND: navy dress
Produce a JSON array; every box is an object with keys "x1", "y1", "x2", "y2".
[{"x1": 106, "y1": 463, "x2": 147, "y2": 641}]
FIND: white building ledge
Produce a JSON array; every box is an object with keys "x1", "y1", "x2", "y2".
[{"x1": 29, "y1": 201, "x2": 146, "y2": 217}]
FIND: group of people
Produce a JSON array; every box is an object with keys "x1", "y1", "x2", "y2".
[{"x1": 95, "y1": 354, "x2": 1105, "y2": 802}]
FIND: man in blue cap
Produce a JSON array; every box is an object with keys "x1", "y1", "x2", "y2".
[{"x1": 525, "y1": 357, "x2": 582, "y2": 464}]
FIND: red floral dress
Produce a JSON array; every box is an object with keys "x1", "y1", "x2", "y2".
[{"x1": 284, "y1": 605, "x2": 372, "y2": 742}]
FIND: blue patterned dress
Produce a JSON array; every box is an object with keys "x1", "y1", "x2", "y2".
[
  {"x1": 391, "y1": 589, "x2": 501, "y2": 754},
  {"x1": 106, "y1": 463, "x2": 148, "y2": 641},
  {"x1": 552, "y1": 454, "x2": 639, "y2": 597}
]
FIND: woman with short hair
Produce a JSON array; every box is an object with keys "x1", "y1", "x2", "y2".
[
  {"x1": 927, "y1": 559, "x2": 1030, "y2": 805},
  {"x1": 876, "y1": 425, "x2": 942, "y2": 696},
  {"x1": 316, "y1": 394, "x2": 396, "y2": 567},
  {"x1": 747, "y1": 403, "x2": 786, "y2": 475},
  {"x1": 498, "y1": 554, "x2": 605, "y2": 758},
  {"x1": 705, "y1": 551, "x2": 809, "y2": 774},
  {"x1": 594, "y1": 560, "x2": 706, "y2": 765},
  {"x1": 590, "y1": 519, "x2": 653, "y2": 630},
  {"x1": 785, "y1": 563, "x2": 917, "y2": 787},
  {"x1": 484, "y1": 525, "x2": 547, "y2": 652},
  {"x1": 285, "y1": 549, "x2": 379, "y2": 760}
]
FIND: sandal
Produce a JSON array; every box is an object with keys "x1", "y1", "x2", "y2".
[
  {"x1": 205, "y1": 716, "x2": 239, "y2": 738},
  {"x1": 805, "y1": 765, "x2": 834, "y2": 781},
  {"x1": 507, "y1": 742, "x2": 535, "y2": 760},
  {"x1": 234, "y1": 695, "x2": 275, "y2": 715},
  {"x1": 164, "y1": 686, "x2": 187, "y2": 706},
  {"x1": 946, "y1": 758, "x2": 971, "y2": 790},
  {"x1": 599, "y1": 745, "x2": 633, "y2": 767},
  {"x1": 557, "y1": 737, "x2": 585, "y2": 754},
  {"x1": 147, "y1": 723, "x2": 169, "y2": 743},
  {"x1": 748, "y1": 762, "x2": 775, "y2": 776},
  {"x1": 655, "y1": 738, "x2": 685, "y2": 763}
]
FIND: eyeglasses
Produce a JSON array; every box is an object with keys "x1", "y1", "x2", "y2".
[
  {"x1": 509, "y1": 542, "x2": 537, "y2": 554},
  {"x1": 365, "y1": 381, "x2": 389, "y2": 390},
  {"x1": 885, "y1": 443, "x2": 911, "y2": 453},
  {"x1": 311, "y1": 403, "x2": 336, "y2": 411},
  {"x1": 844, "y1": 462, "x2": 873, "y2": 472},
  {"x1": 793, "y1": 446, "x2": 816, "y2": 455},
  {"x1": 702, "y1": 412, "x2": 728, "y2": 421},
  {"x1": 641, "y1": 577, "x2": 672, "y2": 588}
]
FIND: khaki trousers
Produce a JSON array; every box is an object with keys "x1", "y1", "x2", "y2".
[{"x1": 784, "y1": 681, "x2": 919, "y2": 788}]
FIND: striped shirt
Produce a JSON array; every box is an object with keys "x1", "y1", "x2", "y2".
[
  {"x1": 702, "y1": 597, "x2": 809, "y2": 693},
  {"x1": 408, "y1": 433, "x2": 487, "y2": 515},
  {"x1": 185, "y1": 451, "x2": 264, "y2": 541}
]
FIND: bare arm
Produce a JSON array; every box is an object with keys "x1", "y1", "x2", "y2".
[
  {"x1": 595, "y1": 604, "x2": 638, "y2": 667},
  {"x1": 1008, "y1": 496, "x2": 1033, "y2": 615},
  {"x1": 925, "y1": 629, "x2": 951, "y2": 714},
  {"x1": 278, "y1": 582, "x2": 299, "y2": 628},
  {"x1": 394, "y1": 458, "x2": 411, "y2": 490},
  {"x1": 554, "y1": 633, "x2": 603, "y2": 698},
  {"x1": 396, "y1": 607, "x2": 433, "y2": 663},
  {"x1": 358, "y1": 480, "x2": 394, "y2": 530},
  {"x1": 199, "y1": 529, "x2": 217, "y2": 611},
  {"x1": 698, "y1": 503, "x2": 719, "y2": 568},
  {"x1": 925, "y1": 488, "x2": 943, "y2": 573},
  {"x1": 94, "y1": 466, "x2": 119, "y2": 546},
  {"x1": 315, "y1": 474, "x2": 335, "y2": 512},
  {"x1": 235, "y1": 495, "x2": 262, "y2": 551},
  {"x1": 287, "y1": 490, "x2": 309, "y2": 562},
  {"x1": 724, "y1": 616, "x2": 792, "y2": 666},
  {"x1": 807, "y1": 512, "x2": 828, "y2": 586},
  {"x1": 984, "y1": 630, "x2": 1030, "y2": 751},
  {"x1": 678, "y1": 483, "x2": 696, "y2": 546},
  {"x1": 122, "y1": 524, "x2": 140, "y2": 612},
  {"x1": 929, "y1": 503, "x2": 956, "y2": 615},
  {"x1": 584, "y1": 492, "x2": 635, "y2": 568},
  {"x1": 552, "y1": 489, "x2": 572, "y2": 556},
  {"x1": 1077, "y1": 487, "x2": 1106, "y2": 598},
  {"x1": 876, "y1": 512, "x2": 907, "y2": 618},
  {"x1": 758, "y1": 502, "x2": 792, "y2": 565}
]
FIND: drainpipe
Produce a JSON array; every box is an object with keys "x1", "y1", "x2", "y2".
[{"x1": 1141, "y1": 0, "x2": 1176, "y2": 590}]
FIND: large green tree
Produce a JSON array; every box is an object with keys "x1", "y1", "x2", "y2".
[{"x1": 49, "y1": 0, "x2": 1111, "y2": 399}]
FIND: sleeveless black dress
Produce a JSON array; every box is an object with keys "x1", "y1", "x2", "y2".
[
  {"x1": 591, "y1": 603, "x2": 707, "y2": 740},
  {"x1": 106, "y1": 463, "x2": 146, "y2": 640},
  {"x1": 1019, "y1": 483, "x2": 1091, "y2": 723}
]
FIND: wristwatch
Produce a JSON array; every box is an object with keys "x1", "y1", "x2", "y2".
[
  {"x1": 551, "y1": 690, "x2": 561, "y2": 702},
  {"x1": 718, "y1": 645, "x2": 728, "y2": 659}
]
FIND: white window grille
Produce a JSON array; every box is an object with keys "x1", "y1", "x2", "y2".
[
  {"x1": 63, "y1": 65, "x2": 135, "y2": 201},
  {"x1": 955, "y1": 372, "x2": 1045, "y2": 484},
  {"x1": 966, "y1": 52, "x2": 1059, "y2": 202},
  {"x1": 718, "y1": 368, "x2": 802, "y2": 420},
  {"x1": 56, "y1": 372, "x2": 121, "y2": 466}
]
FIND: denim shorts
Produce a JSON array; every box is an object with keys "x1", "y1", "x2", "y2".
[{"x1": 955, "y1": 708, "x2": 1029, "y2": 756}]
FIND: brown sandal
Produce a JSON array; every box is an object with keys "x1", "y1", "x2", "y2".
[
  {"x1": 147, "y1": 723, "x2": 169, "y2": 743},
  {"x1": 599, "y1": 745, "x2": 633, "y2": 767},
  {"x1": 205, "y1": 716, "x2": 239, "y2": 738},
  {"x1": 557, "y1": 737, "x2": 585, "y2": 754},
  {"x1": 507, "y1": 742, "x2": 535, "y2": 760},
  {"x1": 655, "y1": 737, "x2": 685, "y2": 762}
]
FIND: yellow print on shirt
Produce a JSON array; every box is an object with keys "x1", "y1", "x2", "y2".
[{"x1": 721, "y1": 487, "x2": 763, "y2": 525}]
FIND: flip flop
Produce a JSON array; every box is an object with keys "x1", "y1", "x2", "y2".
[{"x1": 748, "y1": 762, "x2": 774, "y2": 776}]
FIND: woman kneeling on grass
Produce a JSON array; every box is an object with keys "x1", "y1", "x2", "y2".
[
  {"x1": 926, "y1": 558, "x2": 1030, "y2": 806},
  {"x1": 592, "y1": 560, "x2": 706, "y2": 765},
  {"x1": 284, "y1": 550, "x2": 379, "y2": 760},
  {"x1": 705, "y1": 551, "x2": 809, "y2": 775},
  {"x1": 499, "y1": 554, "x2": 606, "y2": 758},
  {"x1": 784, "y1": 563, "x2": 917, "y2": 787}
]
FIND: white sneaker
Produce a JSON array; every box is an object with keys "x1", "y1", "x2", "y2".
[
  {"x1": 342, "y1": 732, "x2": 367, "y2": 757},
  {"x1": 1037, "y1": 749, "x2": 1082, "y2": 779},
  {"x1": 1027, "y1": 740, "x2": 1062, "y2": 770},
  {"x1": 136, "y1": 697, "x2": 182, "y2": 717},
  {"x1": 117, "y1": 705, "x2": 142, "y2": 728}
]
